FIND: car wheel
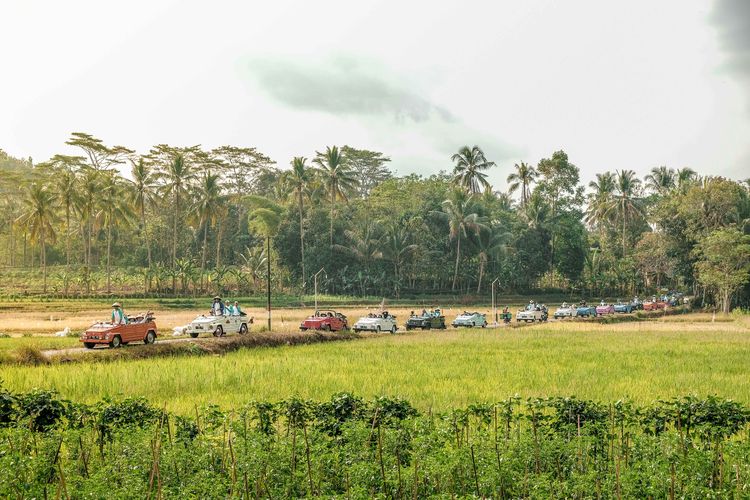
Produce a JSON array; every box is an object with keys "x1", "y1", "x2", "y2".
[
  {"x1": 189, "y1": 331, "x2": 199, "y2": 338},
  {"x1": 323, "y1": 324, "x2": 331, "y2": 332},
  {"x1": 144, "y1": 331, "x2": 156, "y2": 345},
  {"x1": 391, "y1": 326, "x2": 396, "y2": 334},
  {"x1": 84, "y1": 342, "x2": 95, "y2": 349},
  {"x1": 239, "y1": 323, "x2": 248, "y2": 335},
  {"x1": 214, "y1": 325, "x2": 224, "y2": 337},
  {"x1": 109, "y1": 335, "x2": 122, "y2": 349},
  {"x1": 376, "y1": 325, "x2": 381, "y2": 332}
]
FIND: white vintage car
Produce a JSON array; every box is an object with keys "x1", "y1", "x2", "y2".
[
  {"x1": 516, "y1": 303, "x2": 548, "y2": 322},
  {"x1": 553, "y1": 303, "x2": 578, "y2": 319},
  {"x1": 451, "y1": 312, "x2": 487, "y2": 328},
  {"x1": 352, "y1": 313, "x2": 397, "y2": 333},
  {"x1": 176, "y1": 314, "x2": 251, "y2": 338}
]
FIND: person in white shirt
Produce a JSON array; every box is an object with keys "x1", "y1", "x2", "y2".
[
  {"x1": 111, "y1": 302, "x2": 127, "y2": 325},
  {"x1": 229, "y1": 301, "x2": 242, "y2": 316}
]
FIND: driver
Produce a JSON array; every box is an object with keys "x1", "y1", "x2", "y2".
[
  {"x1": 211, "y1": 296, "x2": 225, "y2": 316},
  {"x1": 111, "y1": 302, "x2": 127, "y2": 325}
]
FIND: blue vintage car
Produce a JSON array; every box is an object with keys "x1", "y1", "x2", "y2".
[
  {"x1": 613, "y1": 301, "x2": 634, "y2": 314},
  {"x1": 576, "y1": 304, "x2": 598, "y2": 317}
]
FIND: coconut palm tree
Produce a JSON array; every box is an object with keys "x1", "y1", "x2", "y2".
[
  {"x1": 99, "y1": 171, "x2": 133, "y2": 294},
  {"x1": 313, "y1": 146, "x2": 358, "y2": 247},
  {"x1": 334, "y1": 221, "x2": 383, "y2": 295},
  {"x1": 474, "y1": 224, "x2": 510, "y2": 293},
  {"x1": 506, "y1": 162, "x2": 537, "y2": 208},
  {"x1": 159, "y1": 153, "x2": 198, "y2": 292},
  {"x1": 247, "y1": 196, "x2": 284, "y2": 330},
  {"x1": 610, "y1": 169, "x2": 645, "y2": 257},
  {"x1": 76, "y1": 168, "x2": 101, "y2": 276},
  {"x1": 436, "y1": 190, "x2": 486, "y2": 290},
  {"x1": 585, "y1": 172, "x2": 615, "y2": 229},
  {"x1": 193, "y1": 171, "x2": 225, "y2": 289},
  {"x1": 283, "y1": 157, "x2": 312, "y2": 285},
  {"x1": 644, "y1": 166, "x2": 676, "y2": 195},
  {"x1": 379, "y1": 223, "x2": 419, "y2": 296},
  {"x1": 451, "y1": 145, "x2": 495, "y2": 194},
  {"x1": 17, "y1": 183, "x2": 58, "y2": 293},
  {"x1": 677, "y1": 167, "x2": 697, "y2": 191},
  {"x1": 55, "y1": 167, "x2": 79, "y2": 271},
  {"x1": 128, "y1": 158, "x2": 158, "y2": 270}
]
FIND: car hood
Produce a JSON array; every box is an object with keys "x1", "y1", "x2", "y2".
[
  {"x1": 354, "y1": 317, "x2": 381, "y2": 325},
  {"x1": 191, "y1": 315, "x2": 221, "y2": 325}
]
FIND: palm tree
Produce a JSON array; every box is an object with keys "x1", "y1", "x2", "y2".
[
  {"x1": 283, "y1": 157, "x2": 312, "y2": 286},
  {"x1": 76, "y1": 168, "x2": 101, "y2": 276},
  {"x1": 474, "y1": 224, "x2": 510, "y2": 293},
  {"x1": 128, "y1": 158, "x2": 158, "y2": 270},
  {"x1": 313, "y1": 146, "x2": 358, "y2": 247},
  {"x1": 379, "y1": 223, "x2": 419, "y2": 296},
  {"x1": 585, "y1": 172, "x2": 615, "y2": 228},
  {"x1": 55, "y1": 167, "x2": 79, "y2": 271},
  {"x1": 247, "y1": 196, "x2": 284, "y2": 330},
  {"x1": 610, "y1": 170, "x2": 645, "y2": 257},
  {"x1": 193, "y1": 171, "x2": 225, "y2": 289},
  {"x1": 334, "y1": 221, "x2": 383, "y2": 296},
  {"x1": 451, "y1": 145, "x2": 495, "y2": 194},
  {"x1": 644, "y1": 166, "x2": 676, "y2": 195},
  {"x1": 506, "y1": 162, "x2": 537, "y2": 208},
  {"x1": 677, "y1": 167, "x2": 697, "y2": 191},
  {"x1": 159, "y1": 153, "x2": 198, "y2": 292},
  {"x1": 17, "y1": 183, "x2": 58, "y2": 293},
  {"x1": 99, "y1": 172, "x2": 133, "y2": 294},
  {"x1": 436, "y1": 190, "x2": 485, "y2": 290}
]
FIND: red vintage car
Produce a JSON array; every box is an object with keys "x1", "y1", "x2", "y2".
[
  {"x1": 79, "y1": 312, "x2": 158, "y2": 349},
  {"x1": 299, "y1": 310, "x2": 349, "y2": 332},
  {"x1": 643, "y1": 298, "x2": 667, "y2": 311}
]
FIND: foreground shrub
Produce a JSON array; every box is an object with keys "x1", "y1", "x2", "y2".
[{"x1": 0, "y1": 392, "x2": 748, "y2": 498}]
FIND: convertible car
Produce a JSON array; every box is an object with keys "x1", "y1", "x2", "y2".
[
  {"x1": 595, "y1": 302, "x2": 615, "y2": 315},
  {"x1": 406, "y1": 310, "x2": 446, "y2": 330},
  {"x1": 300, "y1": 310, "x2": 349, "y2": 331},
  {"x1": 553, "y1": 303, "x2": 578, "y2": 319},
  {"x1": 576, "y1": 304, "x2": 598, "y2": 317},
  {"x1": 353, "y1": 312, "x2": 397, "y2": 333},
  {"x1": 178, "y1": 313, "x2": 251, "y2": 338},
  {"x1": 613, "y1": 301, "x2": 634, "y2": 314},
  {"x1": 451, "y1": 312, "x2": 487, "y2": 328}
]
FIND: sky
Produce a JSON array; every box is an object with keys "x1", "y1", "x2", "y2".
[{"x1": 1, "y1": 0, "x2": 748, "y2": 190}]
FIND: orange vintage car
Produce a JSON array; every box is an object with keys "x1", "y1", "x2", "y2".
[{"x1": 79, "y1": 312, "x2": 158, "y2": 349}]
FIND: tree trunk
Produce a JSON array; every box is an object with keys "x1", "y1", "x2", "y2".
[
  {"x1": 477, "y1": 258, "x2": 485, "y2": 294},
  {"x1": 41, "y1": 229, "x2": 47, "y2": 294},
  {"x1": 201, "y1": 220, "x2": 208, "y2": 292},
  {"x1": 215, "y1": 220, "x2": 223, "y2": 268},
  {"x1": 172, "y1": 193, "x2": 178, "y2": 293},
  {"x1": 299, "y1": 190, "x2": 306, "y2": 288},
  {"x1": 330, "y1": 188, "x2": 335, "y2": 248},
  {"x1": 65, "y1": 205, "x2": 71, "y2": 269},
  {"x1": 266, "y1": 236, "x2": 272, "y2": 330},
  {"x1": 142, "y1": 201, "x2": 152, "y2": 269},
  {"x1": 452, "y1": 237, "x2": 461, "y2": 291},
  {"x1": 106, "y1": 218, "x2": 112, "y2": 294}
]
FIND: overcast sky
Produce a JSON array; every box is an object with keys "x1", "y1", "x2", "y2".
[{"x1": 1, "y1": 0, "x2": 748, "y2": 189}]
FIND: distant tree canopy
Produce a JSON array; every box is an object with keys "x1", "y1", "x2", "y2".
[{"x1": 1, "y1": 138, "x2": 749, "y2": 310}]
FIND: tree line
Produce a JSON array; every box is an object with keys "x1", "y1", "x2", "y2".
[{"x1": 0, "y1": 134, "x2": 748, "y2": 311}]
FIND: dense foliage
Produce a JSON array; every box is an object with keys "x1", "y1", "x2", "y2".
[
  {"x1": 1, "y1": 136, "x2": 749, "y2": 310},
  {"x1": 0, "y1": 389, "x2": 749, "y2": 497}
]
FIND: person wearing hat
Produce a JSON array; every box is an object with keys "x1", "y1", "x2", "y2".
[
  {"x1": 211, "y1": 296, "x2": 225, "y2": 316},
  {"x1": 111, "y1": 302, "x2": 127, "y2": 325}
]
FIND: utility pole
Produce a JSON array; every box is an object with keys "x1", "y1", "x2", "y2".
[
  {"x1": 313, "y1": 268, "x2": 326, "y2": 311},
  {"x1": 491, "y1": 277, "x2": 500, "y2": 326}
]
